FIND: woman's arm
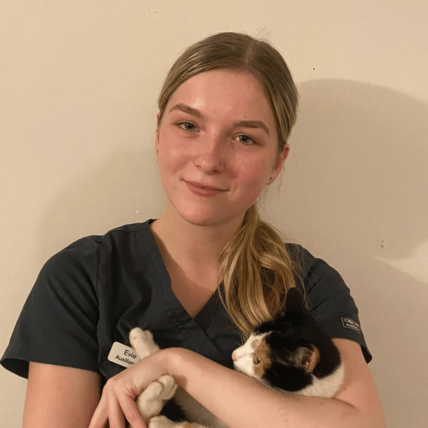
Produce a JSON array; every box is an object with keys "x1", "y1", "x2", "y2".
[
  {"x1": 90, "y1": 338, "x2": 385, "y2": 428},
  {"x1": 23, "y1": 362, "x2": 101, "y2": 428},
  {"x1": 170, "y1": 338, "x2": 385, "y2": 428}
]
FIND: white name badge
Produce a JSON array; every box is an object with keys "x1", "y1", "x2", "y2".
[{"x1": 108, "y1": 342, "x2": 141, "y2": 368}]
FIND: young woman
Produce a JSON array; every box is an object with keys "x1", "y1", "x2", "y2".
[{"x1": 1, "y1": 32, "x2": 385, "y2": 428}]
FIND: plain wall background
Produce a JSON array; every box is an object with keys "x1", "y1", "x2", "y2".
[{"x1": 1, "y1": 1, "x2": 427, "y2": 426}]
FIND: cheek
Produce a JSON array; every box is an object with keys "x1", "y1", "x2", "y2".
[
  {"x1": 157, "y1": 135, "x2": 193, "y2": 177},
  {"x1": 158, "y1": 150, "x2": 183, "y2": 175},
  {"x1": 233, "y1": 158, "x2": 272, "y2": 200},
  {"x1": 241, "y1": 155, "x2": 272, "y2": 181}
]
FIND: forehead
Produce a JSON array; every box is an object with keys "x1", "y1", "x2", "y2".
[{"x1": 166, "y1": 69, "x2": 276, "y2": 128}]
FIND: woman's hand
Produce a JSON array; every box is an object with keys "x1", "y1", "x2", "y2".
[{"x1": 89, "y1": 349, "x2": 174, "y2": 428}]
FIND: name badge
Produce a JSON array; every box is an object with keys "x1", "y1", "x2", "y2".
[{"x1": 108, "y1": 342, "x2": 141, "y2": 368}]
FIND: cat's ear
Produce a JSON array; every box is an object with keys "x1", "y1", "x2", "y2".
[
  {"x1": 284, "y1": 287, "x2": 306, "y2": 315},
  {"x1": 278, "y1": 345, "x2": 320, "y2": 373}
]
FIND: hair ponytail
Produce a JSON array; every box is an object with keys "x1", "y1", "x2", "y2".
[{"x1": 218, "y1": 204, "x2": 302, "y2": 339}]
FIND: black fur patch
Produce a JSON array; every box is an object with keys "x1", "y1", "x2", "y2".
[{"x1": 254, "y1": 288, "x2": 341, "y2": 391}]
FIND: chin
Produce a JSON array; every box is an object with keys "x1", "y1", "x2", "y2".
[
  {"x1": 233, "y1": 362, "x2": 251, "y2": 377},
  {"x1": 180, "y1": 212, "x2": 223, "y2": 227},
  {"x1": 176, "y1": 205, "x2": 237, "y2": 228}
]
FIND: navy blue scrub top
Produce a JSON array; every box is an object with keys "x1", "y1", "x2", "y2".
[{"x1": 1, "y1": 219, "x2": 371, "y2": 419}]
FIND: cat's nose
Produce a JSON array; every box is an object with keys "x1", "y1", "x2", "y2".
[{"x1": 231, "y1": 350, "x2": 238, "y2": 361}]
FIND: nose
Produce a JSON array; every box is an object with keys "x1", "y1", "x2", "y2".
[
  {"x1": 232, "y1": 349, "x2": 238, "y2": 361},
  {"x1": 194, "y1": 133, "x2": 226, "y2": 173}
]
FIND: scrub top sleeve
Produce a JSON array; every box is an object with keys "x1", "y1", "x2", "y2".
[
  {"x1": 1, "y1": 239, "x2": 100, "y2": 378},
  {"x1": 293, "y1": 245, "x2": 372, "y2": 363}
]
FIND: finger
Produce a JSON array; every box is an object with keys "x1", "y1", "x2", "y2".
[
  {"x1": 108, "y1": 383, "x2": 127, "y2": 428},
  {"x1": 88, "y1": 392, "x2": 109, "y2": 428},
  {"x1": 117, "y1": 392, "x2": 147, "y2": 428}
]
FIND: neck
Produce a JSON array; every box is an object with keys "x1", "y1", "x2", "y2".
[{"x1": 151, "y1": 205, "x2": 244, "y2": 270}]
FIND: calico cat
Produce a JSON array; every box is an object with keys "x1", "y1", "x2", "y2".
[{"x1": 129, "y1": 287, "x2": 344, "y2": 428}]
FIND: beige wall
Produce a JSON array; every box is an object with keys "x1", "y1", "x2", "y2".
[{"x1": 1, "y1": 1, "x2": 427, "y2": 426}]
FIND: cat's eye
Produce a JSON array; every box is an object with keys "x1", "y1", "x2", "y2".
[{"x1": 253, "y1": 356, "x2": 261, "y2": 364}]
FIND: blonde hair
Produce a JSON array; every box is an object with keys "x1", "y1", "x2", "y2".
[{"x1": 158, "y1": 32, "x2": 301, "y2": 339}]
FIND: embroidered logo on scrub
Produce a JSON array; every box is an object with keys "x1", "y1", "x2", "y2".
[{"x1": 341, "y1": 318, "x2": 361, "y2": 334}]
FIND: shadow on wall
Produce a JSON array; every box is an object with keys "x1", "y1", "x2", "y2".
[
  {"x1": 266, "y1": 79, "x2": 428, "y2": 428},
  {"x1": 282, "y1": 79, "x2": 428, "y2": 259},
  {"x1": 36, "y1": 147, "x2": 166, "y2": 266}
]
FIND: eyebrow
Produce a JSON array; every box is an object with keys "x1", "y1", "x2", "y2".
[
  {"x1": 232, "y1": 120, "x2": 270, "y2": 136},
  {"x1": 169, "y1": 103, "x2": 206, "y2": 120},
  {"x1": 169, "y1": 103, "x2": 270, "y2": 135}
]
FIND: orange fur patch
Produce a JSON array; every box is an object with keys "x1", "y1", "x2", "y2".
[
  {"x1": 253, "y1": 338, "x2": 272, "y2": 378},
  {"x1": 305, "y1": 345, "x2": 320, "y2": 373}
]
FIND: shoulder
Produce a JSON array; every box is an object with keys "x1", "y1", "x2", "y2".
[
  {"x1": 32, "y1": 220, "x2": 157, "y2": 315},
  {"x1": 285, "y1": 243, "x2": 344, "y2": 289},
  {"x1": 44, "y1": 220, "x2": 154, "y2": 272},
  {"x1": 286, "y1": 242, "x2": 337, "y2": 272},
  {"x1": 60, "y1": 221, "x2": 153, "y2": 254},
  {"x1": 285, "y1": 242, "x2": 351, "y2": 310},
  {"x1": 285, "y1": 243, "x2": 372, "y2": 362},
  {"x1": 0, "y1": 221, "x2": 157, "y2": 378}
]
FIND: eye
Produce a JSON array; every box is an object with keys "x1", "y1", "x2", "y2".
[
  {"x1": 253, "y1": 356, "x2": 261, "y2": 365},
  {"x1": 235, "y1": 134, "x2": 256, "y2": 145},
  {"x1": 177, "y1": 122, "x2": 197, "y2": 131}
]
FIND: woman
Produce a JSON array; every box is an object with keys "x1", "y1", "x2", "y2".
[{"x1": 1, "y1": 32, "x2": 385, "y2": 427}]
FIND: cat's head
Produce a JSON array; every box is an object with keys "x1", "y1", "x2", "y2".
[{"x1": 232, "y1": 287, "x2": 343, "y2": 396}]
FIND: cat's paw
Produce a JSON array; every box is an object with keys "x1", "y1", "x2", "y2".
[
  {"x1": 147, "y1": 375, "x2": 178, "y2": 401},
  {"x1": 129, "y1": 328, "x2": 160, "y2": 359},
  {"x1": 129, "y1": 328, "x2": 153, "y2": 347},
  {"x1": 135, "y1": 376, "x2": 178, "y2": 421},
  {"x1": 148, "y1": 415, "x2": 179, "y2": 428}
]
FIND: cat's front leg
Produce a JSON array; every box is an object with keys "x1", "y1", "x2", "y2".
[
  {"x1": 129, "y1": 329, "x2": 177, "y2": 422},
  {"x1": 129, "y1": 328, "x2": 161, "y2": 359},
  {"x1": 134, "y1": 375, "x2": 178, "y2": 423}
]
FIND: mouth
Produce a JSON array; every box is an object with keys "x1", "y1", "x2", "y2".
[
  {"x1": 185, "y1": 181, "x2": 226, "y2": 191},
  {"x1": 184, "y1": 180, "x2": 227, "y2": 197}
]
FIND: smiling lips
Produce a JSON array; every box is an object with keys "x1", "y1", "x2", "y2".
[{"x1": 184, "y1": 180, "x2": 226, "y2": 197}]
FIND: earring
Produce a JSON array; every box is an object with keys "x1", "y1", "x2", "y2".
[{"x1": 269, "y1": 177, "x2": 273, "y2": 182}]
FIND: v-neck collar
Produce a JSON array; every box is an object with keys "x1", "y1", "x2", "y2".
[
  {"x1": 144, "y1": 219, "x2": 218, "y2": 321},
  {"x1": 138, "y1": 219, "x2": 230, "y2": 364}
]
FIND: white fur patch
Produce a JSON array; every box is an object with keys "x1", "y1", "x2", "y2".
[
  {"x1": 130, "y1": 327, "x2": 161, "y2": 358},
  {"x1": 294, "y1": 362, "x2": 345, "y2": 398},
  {"x1": 232, "y1": 333, "x2": 267, "y2": 378}
]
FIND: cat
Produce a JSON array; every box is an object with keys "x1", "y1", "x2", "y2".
[{"x1": 129, "y1": 287, "x2": 345, "y2": 428}]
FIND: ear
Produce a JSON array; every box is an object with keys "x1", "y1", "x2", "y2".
[
  {"x1": 155, "y1": 112, "x2": 161, "y2": 152},
  {"x1": 284, "y1": 287, "x2": 305, "y2": 315},
  {"x1": 296, "y1": 345, "x2": 320, "y2": 373},
  {"x1": 278, "y1": 345, "x2": 320, "y2": 373},
  {"x1": 268, "y1": 143, "x2": 290, "y2": 184}
]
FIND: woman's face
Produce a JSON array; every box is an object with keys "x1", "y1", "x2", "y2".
[{"x1": 156, "y1": 69, "x2": 289, "y2": 229}]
